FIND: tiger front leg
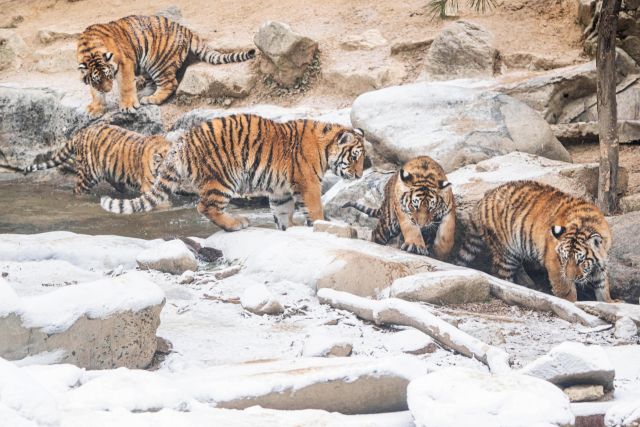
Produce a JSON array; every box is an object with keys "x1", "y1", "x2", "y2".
[
  {"x1": 592, "y1": 272, "x2": 624, "y2": 303},
  {"x1": 269, "y1": 194, "x2": 295, "y2": 231},
  {"x1": 140, "y1": 74, "x2": 178, "y2": 106},
  {"x1": 544, "y1": 255, "x2": 578, "y2": 302},
  {"x1": 116, "y1": 60, "x2": 140, "y2": 113},
  {"x1": 431, "y1": 210, "x2": 455, "y2": 261},
  {"x1": 399, "y1": 216, "x2": 429, "y2": 256},
  {"x1": 86, "y1": 86, "x2": 106, "y2": 117},
  {"x1": 293, "y1": 183, "x2": 323, "y2": 227}
]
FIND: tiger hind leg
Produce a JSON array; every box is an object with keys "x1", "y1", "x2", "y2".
[
  {"x1": 140, "y1": 74, "x2": 178, "y2": 106},
  {"x1": 73, "y1": 171, "x2": 97, "y2": 195},
  {"x1": 197, "y1": 181, "x2": 249, "y2": 232},
  {"x1": 490, "y1": 251, "x2": 520, "y2": 283},
  {"x1": 456, "y1": 220, "x2": 484, "y2": 267},
  {"x1": 138, "y1": 74, "x2": 157, "y2": 98},
  {"x1": 269, "y1": 194, "x2": 295, "y2": 231}
]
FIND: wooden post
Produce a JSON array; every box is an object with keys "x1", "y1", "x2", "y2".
[{"x1": 596, "y1": 0, "x2": 622, "y2": 214}]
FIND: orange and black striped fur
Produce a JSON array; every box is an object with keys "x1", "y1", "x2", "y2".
[
  {"x1": 24, "y1": 124, "x2": 171, "y2": 195},
  {"x1": 77, "y1": 15, "x2": 255, "y2": 116},
  {"x1": 457, "y1": 181, "x2": 621, "y2": 303},
  {"x1": 344, "y1": 156, "x2": 455, "y2": 261},
  {"x1": 101, "y1": 114, "x2": 366, "y2": 231}
]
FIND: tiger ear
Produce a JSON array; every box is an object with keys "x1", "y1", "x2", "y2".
[
  {"x1": 589, "y1": 233, "x2": 602, "y2": 248},
  {"x1": 78, "y1": 63, "x2": 88, "y2": 75},
  {"x1": 337, "y1": 131, "x2": 354, "y2": 146},
  {"x1": 438, "y1": 180, "x2": 451, "y2": 190},
  {"x1": 153, "y1": 153, "x2": 164, "y2": 165},
  {"x1": 400, "y1": 168, "x2": 414, "y2": 185},
  {"x1": 551, "y1": 225, "x2": 566, "y2": 239},
  {"x1": 354, "y1": 128, "x2": 364, "y2": 137},
  {"x1": 103, "y1": 52, "x2": 114, "y2": 63}
]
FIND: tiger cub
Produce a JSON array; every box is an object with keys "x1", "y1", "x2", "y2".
[
  {"x1": 457, "y1": 180, "x2": 621, "y2": 303},
  {"x1": 101, "y1": 114, "x2": 365, "y2": 231},
  {"x1": 77, "y1": 15, "x2": 255, "y2": 116},
  {"x1": 24, "y1": 124, "x2": 171, "y2": 195},
  {"x1": 343, "y1": 156, "x2": 455, "y2": 261}
]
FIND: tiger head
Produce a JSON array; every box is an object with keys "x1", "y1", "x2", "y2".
[
  {"x1": 551, "y1": 224, "x2": 611, "y2": 285},
  {"x1": 145, "y1": 136, "x2": 172, "y2": 178},
  {"x1": 396, "y1": 159, "x2": 452, "y2": 228},
  {"x1": 328, "y1": 128, "x2": 365, "y2": 180},
  {"x1": 78, "y1": 52, "x2": 117, "y2": 93}
]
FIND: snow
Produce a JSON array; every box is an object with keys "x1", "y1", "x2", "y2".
[
  {"x1": 0, "y1": 260, "x2": 102, "y2": 297},
  {"x1": 240, "y1": 283, "x2": 282, "y2": 313},
  {"x1": 615, "y1": 317, "x2": 638, "y2": 340},
  {"x1": 136, "y1": 239, "x2": 195, "y2": 264},
  {"x1": 302, "y1": 333, "x2": 353, "y2": 357},
  {"x1": 384, "y1": 330, "x2": 434, "y2": 353},
  {"x1": 605, "y1": 398, "x2": 640, "y2": 427},
  {"x1": 407, "y1": 367, "x2": 575, "y2": 427},
  {"x1": 0, "y1": 231, "x2": 160, "y2": 270},
  {"x1": 0, "y1": 272, "x2": 165, "y2": 334}
]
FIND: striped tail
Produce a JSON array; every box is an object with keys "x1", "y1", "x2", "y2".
[
  {"x1": 100, "y1": 162, "x2": 181, "y2": 215},
  {"x1": 456, "y1": 220, "x2": 484, "y2": 267},
  {"x1": 190, "y1": 33, "x2": 256, "y2": 65},
  {"x1": 342, "y1": 201, "x2": 381, "y2": 218},
  {"x1": 23, "y1": 139, "x2": 74, "y2": 174}
]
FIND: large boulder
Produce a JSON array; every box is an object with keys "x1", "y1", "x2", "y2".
[
  {"x1": 350, "y1": 82, "x2": 572, "y2": 172},
  {"x1": 33, "y1": 42, "x2": 78, "y2": 73},
  {"x1": 254, "y1": 21, "x2": 318, "y2": 87},
  {"x1": 0, "y1": 86, "x2": 162, "y2": 169},
  {"x1": 606, "y1": 211, "x2": 640, "y2": 302},
  {"x1": 175, "y1": 61, "x2": 257, "y2": 99},
  {"x1": 519, "y1": 342, "x2": 615, "y2": 391},
  {"x1": 407, "y1": 367, "x2": 575, "y2": 427},
  {"x1": 0, "y1": 273, "x2": 165, "y2": 369},
  {"x1": 417, "y1": 20, "x2": 500, "y2": 82},
  {"x1": 0, "y1": 30, "x2": 26, "y2": 71}
]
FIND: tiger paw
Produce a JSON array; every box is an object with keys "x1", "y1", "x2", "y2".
[
  {"x1": 401, "y1": 243, "x2": 429, "y2": 256},
  {"x1": 140, "y1": 96, "x2": 158, "y2": 105},
  {"x1": 229, "y1": 217, "x2": 250, "y2": 231},
  {"x1": 86, "y1": 103, "x2": 105, "y2": 117},
  {"x1": 119, "y1": 100, "x2": 140, "y2": 114}
]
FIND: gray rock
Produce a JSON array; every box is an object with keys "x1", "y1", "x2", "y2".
[
  {"x1": 176, "y1": 61, "x2": 257, "y2": 99},
  {"x1": 323, "y1": 63, "x2": 405, "y2": 97},
  {"x1": 563, "y1": 384, "x2": 604, "y2": 402},
  {"x1": 606, "y1": 211, "x2": 640, "y2": 302},
  {"x1": 417, "y1": 20, "x2": 499, "y2": 82},
  {"x1": 350, "y1": 82, "x2": 572, "y2": 172},
  {"x1": 136, "y1": 240, "x2": 198, "y2": 276},
  {"x1": 390, "y1": 38, "x2": 434, "y2": 55},
  {"x1": 623, "y1": 36, "x2": 640, "y2": 65},
  {"x1": 154, "y1": 5, "x2": 190, "y2": 28},
  {"x1": 0, "y1": 273, "x2": 164, "y2": 370},
  {"x1": 614, "y1": 316, "x2": 638, "y2": 340},
  {"x1": 313, "y1": 220, "x2": 358, "y2": 239},
  {"x1": 37, "y1": 25, "x2": 84, "y2": 45},
  {"x1": 0, "y1": 29, "x2": 26, "y2": 71},
  {"x1": 254, "y1": 21, "x2": 318, "y2": 86},
  {"x1": 577, "y1": 301, "x2": 640, "y2": 327},
  {"x1": 390, "y1": 271, "x2": 491, "y2": 305},
  {"x1": 551, "y1": 120, "x2": 640, "y2": 144},
  {"x1": 458, "y1": 322, "x2": 506, "y2": 346},
  {"x1": 520, "y1": 342, "x2": 615, "y2": 391},
  {"x1": 0, "y1": 86, "x2": 162, "y2": 170},
  {"x1": 575, "y1": 0, "x2": 597, "y2": 26},
  {"x1": 33, "y1": 42, "x2": 77, "y2": 73},
  {"x1": 503, "y1": 52, "x2": 576, "y2": 71},
  {"x1": 341, "y1": 30, "x2": 388, "y2": 51}
]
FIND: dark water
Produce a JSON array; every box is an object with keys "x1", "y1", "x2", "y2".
[{"x1": 0, "y1": 172, "x2": 277, "y2": 240}]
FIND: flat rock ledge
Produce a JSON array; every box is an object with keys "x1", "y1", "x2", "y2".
[
  {"x1": 390, "y1": 270, "x2": 490, "y2": 305},
  {"x1": 0, "y1": 273, "x2": 165, "y2": 370}
]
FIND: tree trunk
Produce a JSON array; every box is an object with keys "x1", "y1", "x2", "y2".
[{"x1": 596, "y1": 0, "x2": 622, "y2": 214}]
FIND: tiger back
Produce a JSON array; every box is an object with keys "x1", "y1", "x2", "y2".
[
  {"x1": 24, "y1": 124, "x2": 171, "y2": 195},
  {"x1": 457, "y1": 180, "x2": 620, "y2": 303},
  {"x1": 344, "y1": 156, "x2": 455, "y2": 261},
  {"x1": 101, "y1": 114, "x2": 366, "y2": 232},
  {"x1": 77, "y1": 15, "x2": 255, "y2": 116}
]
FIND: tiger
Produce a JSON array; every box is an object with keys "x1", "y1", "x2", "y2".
[
  {"x1": 77, "y1": 15, "x2": 256, "y2": 117},
  {"x1": 24, "y1": 124, "x2": 171, "y2": 195},
  {"x1": 100, "y1": 114, "x2": 366, "y2": 231},
  {"x1": 343, "y1": 156, "x2": 455, "y2": 261},
  {"x1": 457, "y1": 180, "x2": 622, "y2": 303}
]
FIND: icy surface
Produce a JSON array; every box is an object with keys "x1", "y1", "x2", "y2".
[
  {"x1": 0, "y1": 272, "x2": 165, "y2": 334},
  {"x1": 407, "y1": 367, "x2": 575, "y2": 427}
]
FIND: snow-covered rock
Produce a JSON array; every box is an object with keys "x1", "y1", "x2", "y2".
[
  {"x1": 577, "y1": 302, "x2": 640, "y2": 328},
  {"x1": 384, "y1": 330, "x2": 436, "y2": 355},
  {"x1": 254, "y1": 21, "x2": 318, "y2": 86},
  {"x1": 176, "y1": 61, "x2": 257, "y2": 99},
  {"x1": 563, "y1": 384, "x2": 604, "y2": 402},
  {"x1": 0, "y1": 357, "x2": 60, "y2": 426},
  {"x1": 0, "y1": 30, "x2": 26, "y2": 71},
  {"x1": 407, "y1": 367, "x2": 575, "y2": 427},
  {"x1": 178, "y1": 355, "x2": 431, "y2": 413},
  {"x1": 240, "y1": 283, "x2": 284, "y2": 315},
  {"x1": 0, "y1": 231, "x2": 158, "y2": 271},
  {"x1": 417, "y1": 20, "x2": 499, "y2": 82},
  {"x1": 520, "y1": 342, "x2": 615, "y2": 391},
  {"x1": 136, "y1": 240, "x2": 197, "y2": 275},
  {"x1": 458, "y1": 321, "x2": 506, "y2": 346},
  {"x1": 390, "y1": 271, "x2": 490, "y2": 305},
  {"x1": 302, "y1": 333, "x2": 353, "y2": 357},
  {"x1": 605, "y1": 397, "x2": 640, "y2": 427},
  {"x1": 0, "y1": 273, "x2": 165, "y2": 369},
  {"x1": 313, "y1": 220, "x2": 358, "y2": 239},
  {"x1": 614, "y1": 317, "x2": 638, "y2": 340},
  {"x1": 33, "y1": 42, "x2": 77, "y2": 73},
  {"x1": 350, "y1": 82, "x2": 572, "y2": 172},
  {"x1": 179, "y1": 270, "x2": 196, "y2": 285},
  {"x1": 206, "y1": 227, "x2": 435, "y2": 298}
]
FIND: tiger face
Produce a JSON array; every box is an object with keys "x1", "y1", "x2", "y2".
[
  {"x1": 79, "y1": 52, "x2": 117, "y2": 93},
  {"x1": 552, "y1": 225, "x2": 609, "y2": 285},
  {"x1": 397, "y1": 168, "x2": 451, "y2": 228},
  {"x1": 329, "y1": 129, "x2": 365, "y2": 180}
]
